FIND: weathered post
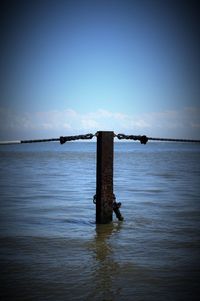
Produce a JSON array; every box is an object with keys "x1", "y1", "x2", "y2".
[{"x1": 96, "y1": 131, "x2": 114, "y2": 224}]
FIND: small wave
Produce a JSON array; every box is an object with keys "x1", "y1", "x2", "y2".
[{"x1": 62, "y1": 218, "x2": 94, "y2": 227}]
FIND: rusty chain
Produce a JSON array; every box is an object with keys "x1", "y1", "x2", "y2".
[
  {"x1": 93, "y1": 193, "x2": 124, "y2": 221},
  {"x1": 59, "y1": 133, "x2": 94, "y2": 144},
  {"x1": 115, "y1": 133, "x2": 148, "y2": 144}
]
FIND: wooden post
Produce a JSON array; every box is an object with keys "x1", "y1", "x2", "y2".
[{"x1": 96, "y1": 131, "x2": 114, "y2": 224}]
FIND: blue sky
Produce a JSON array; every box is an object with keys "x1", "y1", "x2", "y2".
[{"x1": 0, "y1": 0, "x2": 199, "y2": 140}]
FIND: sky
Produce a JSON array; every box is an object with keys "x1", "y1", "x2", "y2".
[{"x1": 0, "y1": 0, "x2": 199, "y2": 140}]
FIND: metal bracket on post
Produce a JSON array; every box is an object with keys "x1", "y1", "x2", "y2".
[{"x1": 96, "y1": 131, "x2": 114, "y2": 224}]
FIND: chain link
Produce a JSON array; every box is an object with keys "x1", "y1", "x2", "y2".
[
  {"x1": 116, "y1": 133, "x2": 148, "y2": 144},
  {"x1": 60, "y1": 133, "x2": 94, "y2": 144},
  {"x1": 92, "y1": 193, "x2": 124, "y2": 221}
]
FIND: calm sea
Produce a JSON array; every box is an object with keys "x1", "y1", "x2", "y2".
[{"x1": 0, "y1": 142, "x2": 200, "y2": 301}]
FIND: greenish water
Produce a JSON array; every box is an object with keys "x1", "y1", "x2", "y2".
[{"x1": 0, "y1": 142, "x2": 200, "y2": 300}]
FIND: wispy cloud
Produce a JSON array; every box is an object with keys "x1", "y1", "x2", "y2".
[{"x1": 0, "y1": 106, "x2": 199, "y2": 140}]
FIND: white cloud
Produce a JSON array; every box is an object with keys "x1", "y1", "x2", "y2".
[
  {"x1": 81, "y1": 118, "x2": 99, "y2": 130},
  {"x1": 0, "y1": 106, "x2": 199, "y2": 140}
]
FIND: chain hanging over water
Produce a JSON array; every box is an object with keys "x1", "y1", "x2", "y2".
[
  {"x1": 59, "y1": 133, "x2": 94, "y2": 144},
  {"x1": 116, "y1": 133, "x2": 148, "y2": 144},
  {"x1": 0, "y1": 134, "x2": 94, "y2": 145},
  {"x1": 1, "y1": 132, "x2": 200, "y2": 145},
  {"x1": 115, "y1": 133, "x2": 200, "y2": 144}
]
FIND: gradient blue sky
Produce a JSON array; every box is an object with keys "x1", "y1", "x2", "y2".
[{"x1": 0, "y1": 0, "x2": 199, "y2": 140}]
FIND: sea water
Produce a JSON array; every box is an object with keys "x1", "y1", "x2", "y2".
[{"x1": 0, "y1": 142, "x2": 200, "y2": 300}]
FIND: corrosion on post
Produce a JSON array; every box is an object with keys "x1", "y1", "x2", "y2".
[{"x1": 96, "y1": 131, "x2": 114, "y2": 224}]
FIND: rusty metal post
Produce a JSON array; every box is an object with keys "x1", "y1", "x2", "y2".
[{"x1": 96, "y1": 131, "x2": 114, "y2": 224}]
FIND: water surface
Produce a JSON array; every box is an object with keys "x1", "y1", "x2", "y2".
[{"x1": 0, "y1": 142, "x2": 200, "y2": 300}]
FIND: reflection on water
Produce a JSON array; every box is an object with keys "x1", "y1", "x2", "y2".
[{"x1": 89, "y1": 223, "x2": 122, "y2": 300}]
